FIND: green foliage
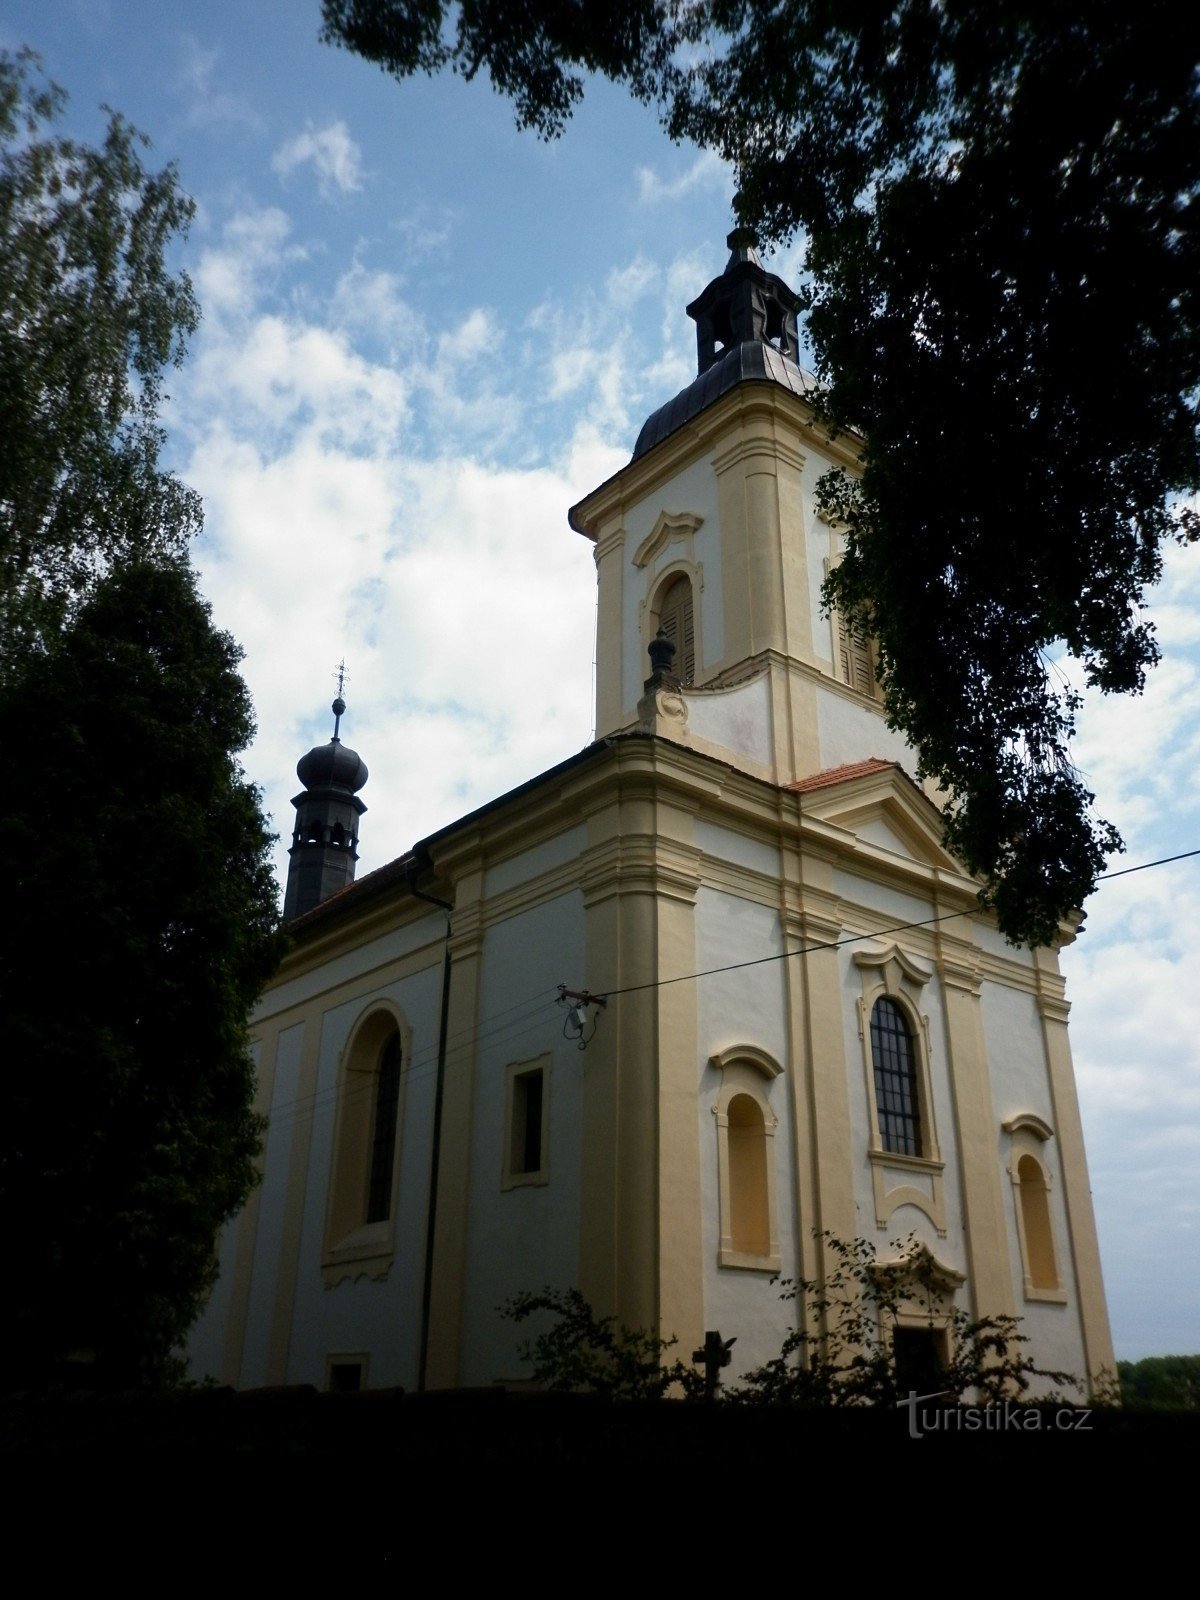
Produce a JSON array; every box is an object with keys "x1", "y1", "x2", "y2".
[
  {"x1": 729, "y1": 1232, "x2": 1077, "y2": 1407},
  {"x1": 322, "y1": 3, "x2": 1200, "y2": 945},
  {"x1": 0, "y1": 561, "x2": 285, "y2": 1389},
  {"x1": 0, "y1": 48, "x2": 200, "y2": 670},
  {"x1": 505, "y1": 1234, "x2": 1077, "y2": 1408},
  {"x1": 320, "y1": 1, "x2": 694, "y2": 138},
  {"x1": 502, "y1": 1288, "x2": 705, "y2": 1400},
  {"x1": 1118, "y1": 1354, "x2": 1200, "y2": 1411}
]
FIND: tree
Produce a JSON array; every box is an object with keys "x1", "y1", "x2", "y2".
[
  {"x1": 0, "y1": 560, "x2": 284, "y2": 1388},
  {"x1": 0, "y1": 49, "x2": 200, "y2": 671},
  {"x1": 502, "y1": 1234, "x2": 1077, "y2": 1406},
  {"x1": 321, "y1": 2, "x2": 1200, "y2": 945},
  {"x1": 503, "y1": 1288, "x2": 705, "y2": 1400},
  {"x1": 1118, "y1": 1354, "x2": 1200, "y2": 1410},
  {"x1": 727, "y1": 1233, "x2": 1077, "y2": 1408}
]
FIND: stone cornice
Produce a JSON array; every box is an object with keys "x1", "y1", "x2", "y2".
[{"x1": 569, "y1": 383, "x2": 863, "y2": 540}]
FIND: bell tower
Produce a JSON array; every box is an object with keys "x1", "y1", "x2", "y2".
[
  {"x1": 569, "y1": 228, "x2": 912, "y2": 788},
  {"x1": 283, "y1": 684, "x2": 369, "y2": 920}
]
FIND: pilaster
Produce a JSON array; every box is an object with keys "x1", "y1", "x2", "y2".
[
  {"x1": 424, "y1": 871, "x2": 485, "y2": 1388},
  {"x1": 1034, "y1": 949, "x2": 1117, "y2": 1385},
  {"x1": 935, "y1": 931, "x2": 1015, "y2": 1321}
]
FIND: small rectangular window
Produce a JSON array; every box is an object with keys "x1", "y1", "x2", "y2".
[
  {"x1": 327, "y1": 1355, "x2": 367, "y2": 1393},
  {"x1": 502, "y1": 1057, "x2": 550, "y2": 1188}
]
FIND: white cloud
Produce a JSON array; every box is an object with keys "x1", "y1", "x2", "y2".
[
  {"x1": 1058, "y1": 537, "x2": 1200, "y2": 1356},
  {"x1": 272, "y1": 121, "x2": 364, "y2": 200},
  {"x1": 193, "y1": 208, "x2": 301, "y2": 317},
  {"x1": 177, "y1": 202, "x2": 651, "y2": 888},
  {"x1": 178, "y1": 37, "x2": 263, "y2": 131},
  {"x1": 636, "y1": 148, "x2": 730, "y2": 204}
]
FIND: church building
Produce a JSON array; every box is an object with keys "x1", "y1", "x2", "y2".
[{"x1": 187, "y1": 233, "x2": 1114, "y2": 1394}]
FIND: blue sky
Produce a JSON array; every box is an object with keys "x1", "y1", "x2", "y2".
[{"x1": 6, "y1": 1, "x2": 1197, "y2": 1362}]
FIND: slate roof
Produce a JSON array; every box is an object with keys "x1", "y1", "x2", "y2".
[{"x1": 632, "y1": 341, "x2": 819, "y2": 459}]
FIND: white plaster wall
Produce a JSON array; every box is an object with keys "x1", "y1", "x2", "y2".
[
  {"x1": 684, "y1": 673, "x2": 773, "y2": 771},
  {"x1": 800, "y1": 447, "x2": 843, "y2": 667},
  {"x1": 816, "y1": 684, "x2": 915, "y2": 774},
  {"x1": 694, "y1": 817, "x2": 779, "y2": 879},
  {"x1": 457, "y1": 890, "x2": 587, "y2": 1385},
  {"x1": 483, "y1": 825, "x2": 587, "y2": 900},
  {"x1": 261, "y1": 910, "x2": 445, "y2": 1019},
  {"x1": 694, "y1": 886, "x2": 801, "y2": 1379},
  {"x1": 855, "y1": 816, "x2": 918, "y2": 858},
  {"x1": 834, "y1": 870, "x2": 932, "y2": 935},
  {"x1": 237, "y1": 1021, "x2": 306, "y2": 1387},
  {"x1": 972, "y1": 919, "x2": 1037, "y2": 964},
  {"x1": 285, "y1": 960, "x2": 444, "y2": 1389},
  {"x1": 982, "y1": 982, "x2": 1054, "y2": 1129},
  {"x1": 981, "y1": 979, "x2": 1089, "y2": 1379},
  {"x1": 619, "y1": 456, "x2": 721, "y2": 714}
]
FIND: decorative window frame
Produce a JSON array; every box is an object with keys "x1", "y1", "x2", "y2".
[
  {"x1": 501, "y1": 1054, "x2": 551, "y2": 1190},
  {"x1": 853, "y1": 946, "x2": 945, "y2": 1233},
  {"x1": 710, "y1": 1044, "x2": 782, "y2": 1272},
  {"x1": 822, "y1": 554, "x2": 883, "y2": 703},
  {"x1": 872, "y1": 1243, "x2": 966, "y2": 1369},
  {"x1": 640, "y1": 559, "x2": 704, "y2": 686},
  {"x1": 631, "y1": 509, "x2": 703, "y2": 569},
  {"x1": 322, "y1": 1000, "x2": 412, "y2": 1288},
  {"x1": 1003, "y1": 1112, "x2": 1067, "y2": 1304}
]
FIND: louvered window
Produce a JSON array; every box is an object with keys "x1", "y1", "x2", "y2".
[
  {"x1": 656, "y1": 575, "x2": 695, "y2": 683},
  {"x1": 837, "y1": 609, "x2": 878, "y2": 700}
]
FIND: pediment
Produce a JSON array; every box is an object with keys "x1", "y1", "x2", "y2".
[
  {"x1": 798, "y1": 763, "x2": 962, "y2": 874},
  {"x1": 631, "y1": 509, "x2": 703, "y2": 568}
]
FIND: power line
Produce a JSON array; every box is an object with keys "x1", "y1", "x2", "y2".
[
  {"x1": 594, "y1": 844, "x2": 1199, "y2": 1002},
  {"x1": 1096, "y1": 846, "x2": 1200, "y2": 881},
  {"x1": 260, "y1": 843, "x2": 1198, "y2": 1129}
]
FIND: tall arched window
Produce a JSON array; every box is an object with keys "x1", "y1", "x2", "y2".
[
  {"x1": 1002, "y1": 1113, "x2": 1066, "y2": 1304},
  {"x1": 710, "y1": 1046, "x2": 782, "y2": 1271},
  {"x1": 324, "y1": 1007, "x2": 408, "y2": 1285},
  {"x1": 870, "y1": 997, "x2": 922, "y2": 1157},
  {"x1": 727, "y1": 1093, "x2": 770, "y2": 1256},
  {"x1": 365, "y1": 1033, "x2": 401, "y2": 1223},
  {"x1": 655, "y1": 574, "x2": 695, "y2": 683},
  {"x1": 1017, "y1": 1153, "x2": 1058, "y2": 1292}
]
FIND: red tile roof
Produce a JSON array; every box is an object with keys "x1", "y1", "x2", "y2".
[{"x1": 787, "y1": 758, "x2": 896, "y2": 794}]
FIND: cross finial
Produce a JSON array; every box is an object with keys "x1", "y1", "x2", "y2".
[{"x1": 331, "y1": 659, "x2": 348, "y2": 741}]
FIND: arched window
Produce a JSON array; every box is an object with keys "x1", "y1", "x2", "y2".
[
  {"x1": 1017, "y1": 1155, "x2": 1057, "y2": 1290},
  {"x1": 854, "y1": 946, "x2": 941, "y2": 1229},
  {"x1": 1002, "y1": 1113, "x2": 1065, "y2": 1304},
  {"x1": 365, "y1": 1034, "x2": 401, "y2": 1223},
  {"x1": 727, "y1": 1093, "x2": 770, "y2": 1256},
  {"x1": 654, "y1": 574, "x2": 695, "y2": 683},
  {"x1": 870, "y1": 997, "x2": 922, "y2": 1157},
  {"x1": 710, "y1": 1046, "x2": 782, "y2": 1271},
  {"x1": 324, "y1": 1007, "x2": 408, "y2": 1285}
]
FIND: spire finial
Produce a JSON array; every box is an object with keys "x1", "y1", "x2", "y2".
[{"x1": 331, "y1": 659, "x2": 348, "y2": 741}]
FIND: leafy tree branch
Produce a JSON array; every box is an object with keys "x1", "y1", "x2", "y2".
[{"x1": 322, "y1": 3, "x2": 1200, "y2": 944}]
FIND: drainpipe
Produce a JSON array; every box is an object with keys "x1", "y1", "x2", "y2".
[{"x1": 407, "y1": 848, "x2": 453, "y2": 1392}]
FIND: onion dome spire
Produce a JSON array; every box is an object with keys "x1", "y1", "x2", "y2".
[{"x1": 283, "y1": 672, "x2": 369, "y2": 921}]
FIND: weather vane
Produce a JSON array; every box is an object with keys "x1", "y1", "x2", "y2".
[{"x1": 331, "y1": 659, "x2": 349, "y2": 739}]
